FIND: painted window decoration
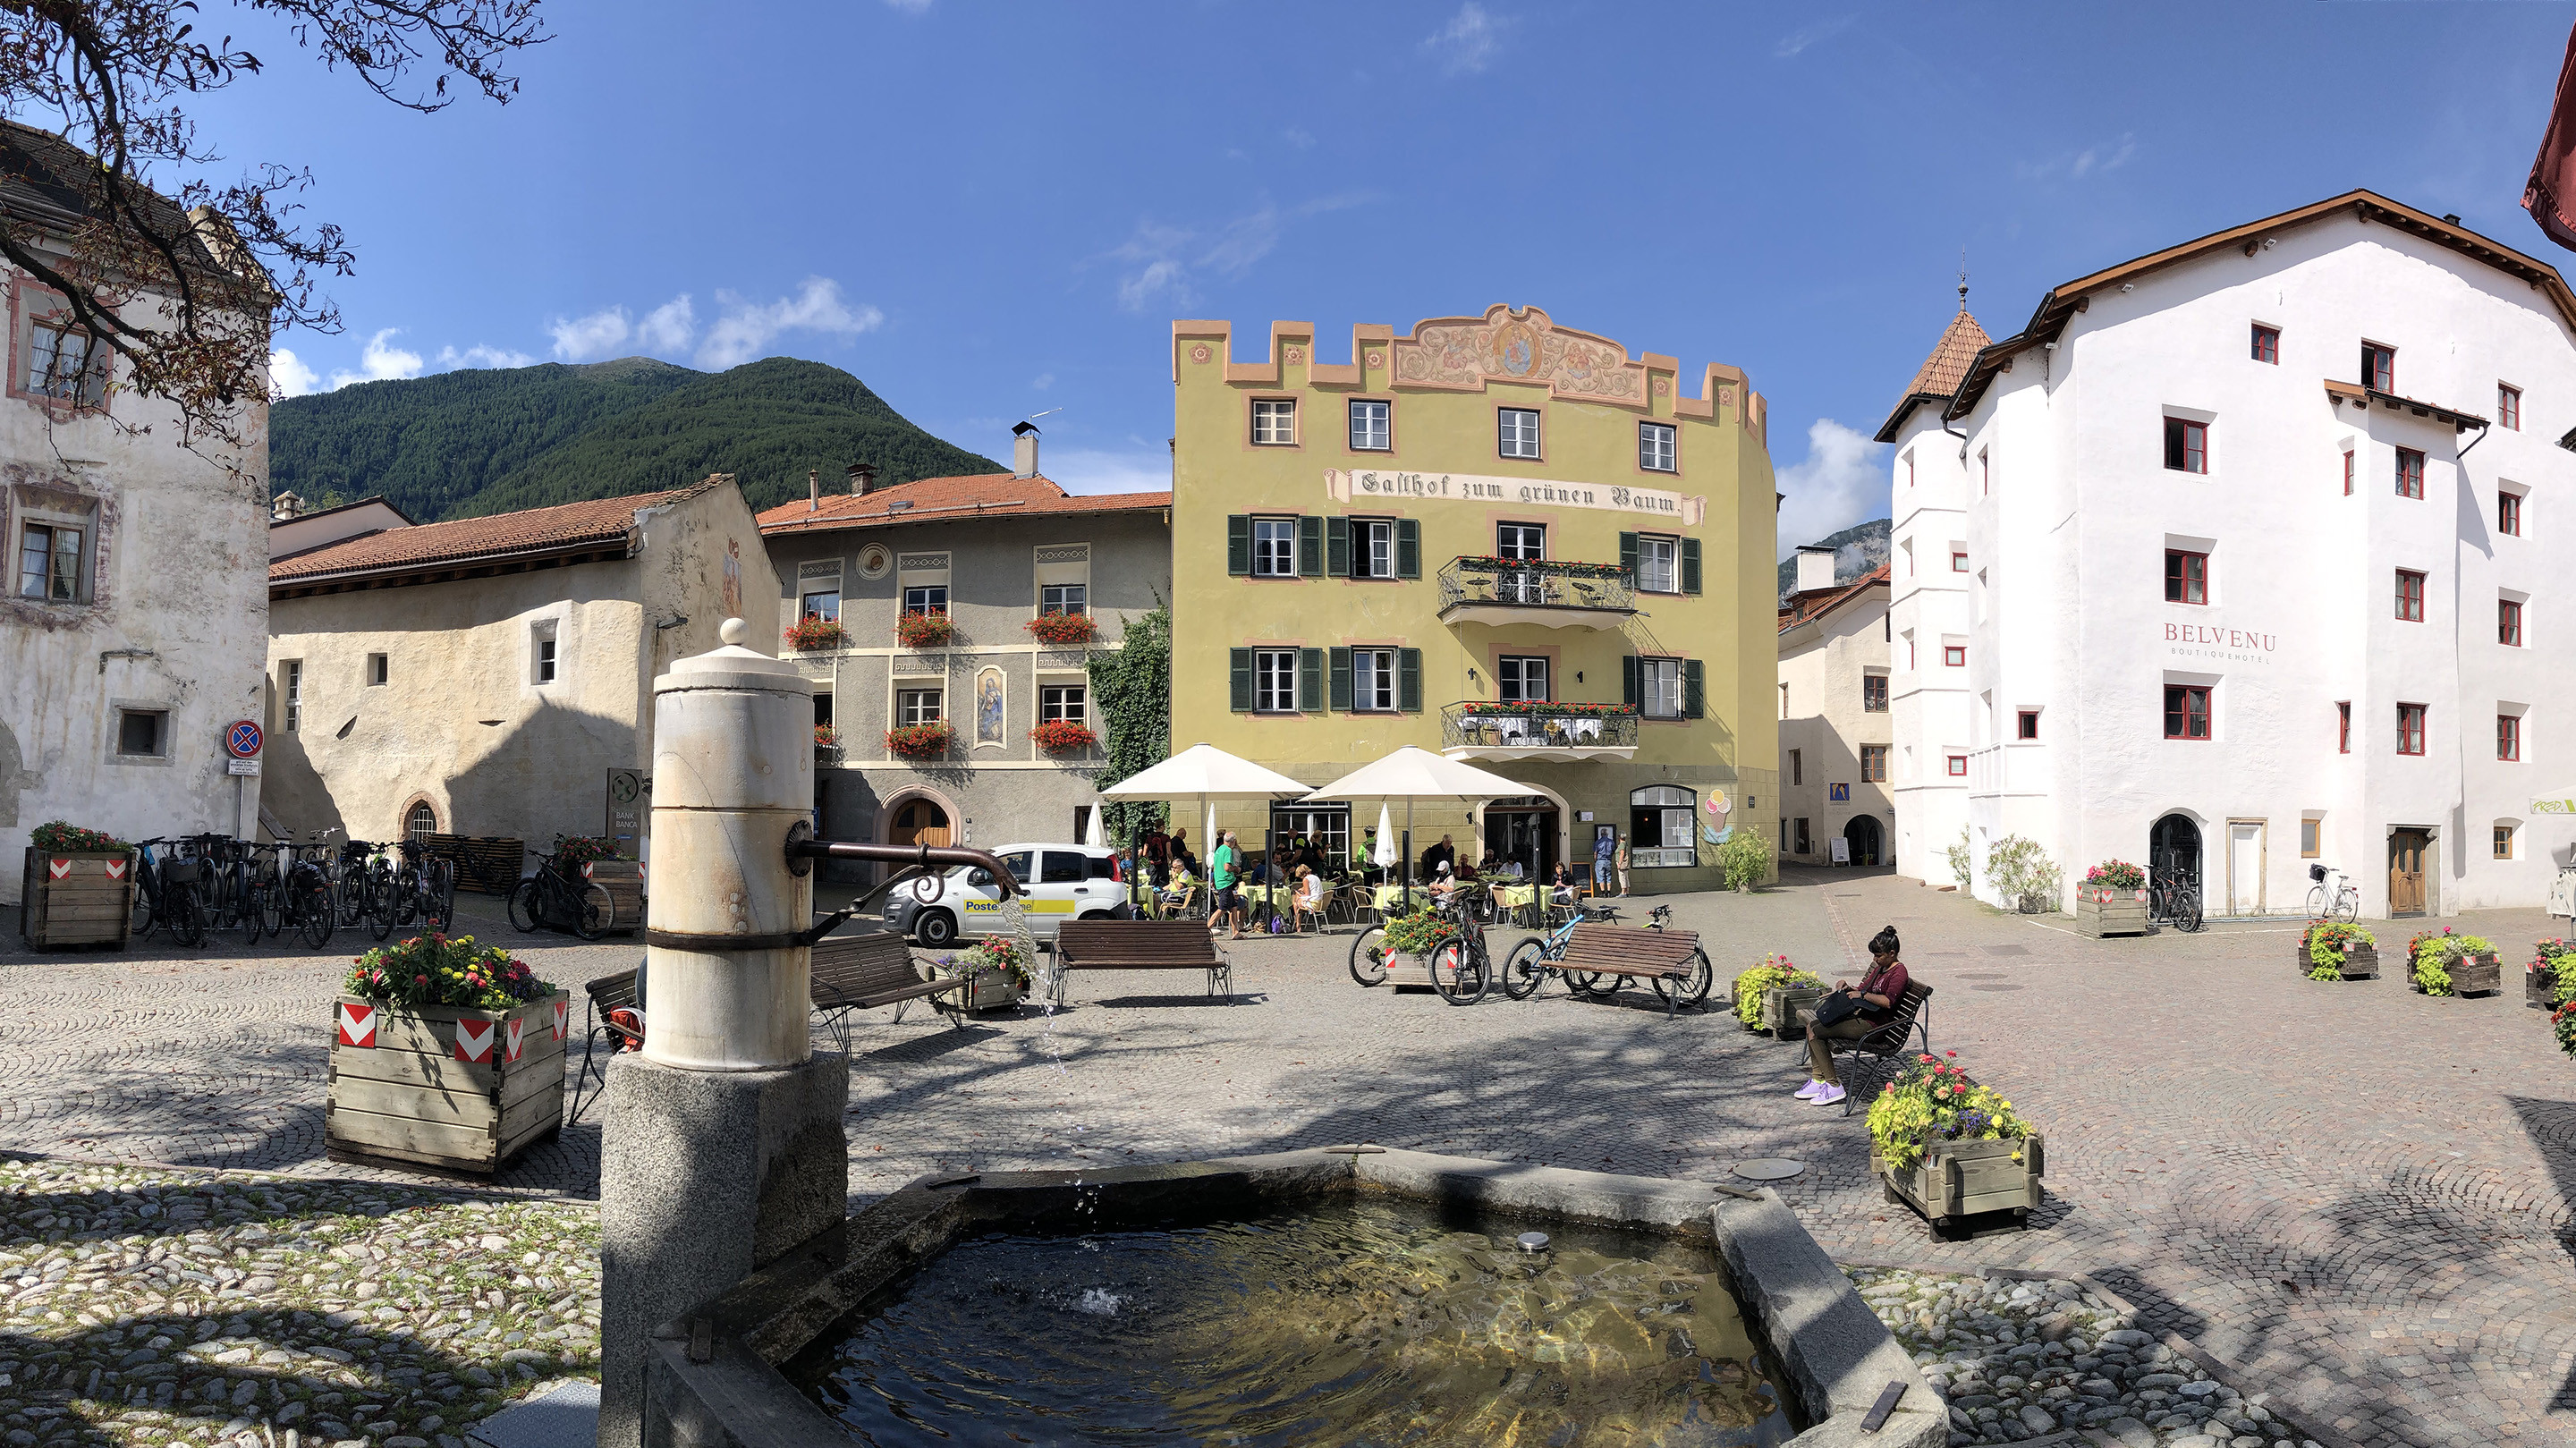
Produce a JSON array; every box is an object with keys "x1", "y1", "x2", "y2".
[
  {"x1": 16, "y1": 519, "x2": 82, "y2": 601},
  {"x1": 2500, "y1": 383, "x2": 2521, "y2": 432},
  {"x1": 2502, "y1": 597, "x2": 2524, "y2": 647},
  {"x1": 1639, "y1": 420, "x2": 1676, "y2": 473},
  {"x1": 1861, "y1": 674, "x2": 1888, "y2": 713},
  {"x1": 2363, "y1": 342, "x2": 2395, "y2": 393},
  {"x1": 1251, "y1": 517, "x2": 1298, "y2": 577},
  {"x1": 2501, "y1": 490, "x2": 2524, "y2": 538},
  {"x1": 897, "y1": 689, "x2": 943, "y2": 726},
  {"x1": 2164, "y1": 684, "x2": 2211, "y2": 741},
  {"x1": 2164, "y1": 417, "x2": 2207, "y2": 474},
  {"x1": 2498, "y1": 712, "x2": 2522, "y2": 763},
  {"x1": 2250, "y1": 324, "x2": 2279, "y2": 364},
  {"x1": 1352, "y1": 648, "x2": 1398, "y2": 711},
  {"x1": 2337, "y1": 700, "x2": 2351, "y2": 754},
  {"x1": 2165, "y1": 549, "x2": 2208, "y2": 605},
  {"x1": 1349, "y1": 399, "x2": 1390, "y2": 452},
  {"x1": 974, "y1": 667, "x2": 1005, "y2": 746},
  {"x1": 1498, "y1": 407, "x2": 1541, "y2": 460},
  {"x1": 1252, "y1": 398, "x2": 1297, "y2": 445},
  {"x1": 1860, "y1": 745, "x2": 1888, "y2": 783},
  {"x1": 2395, "y1": 568, "x2": 2426, "y2": 622},
  {"x1": 1254, "y1": 648, "x2": 1300, "y2": 712},
  {"x1": 2395, "y1": 447, "x2": 2425, "y2": 499},
  {"x1": 2397, "y1": 702, "x2": 2427, "y2": 757}
]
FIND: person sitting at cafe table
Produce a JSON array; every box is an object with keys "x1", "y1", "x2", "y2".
[{"x1": 1292, "y1": 863, "x2": 1329, "y2": 932}]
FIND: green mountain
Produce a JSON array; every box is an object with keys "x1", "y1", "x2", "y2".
[
  {"x1": 1777, "y1": 517, "x2": 1892, "y2": 600},
  {"x1": 269, "y1": 355, "x2": 1002, "y2": 521}
]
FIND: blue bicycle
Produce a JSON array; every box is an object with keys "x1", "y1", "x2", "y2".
[{"x1": 1500, "y1": 902, "x2": 1699, "y2": 1001}]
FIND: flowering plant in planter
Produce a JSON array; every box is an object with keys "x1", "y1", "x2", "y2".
[
  {"x1": 1732, "y1": 953, "x2": 1823, "y2": 1029},
  {"x1": 941, "y1": 935, "x2": 1032, "y2": 990},
  {"x1": 2535, "y1": 939, "x2": 2576, "y2": 1006},
  {"x1": 30, "y1": 821, "x2": 128, "y2": 853},
  {"x1": 1382, "y1": 905, "x2": 1458, "y2": 958},
  {"x1": 1029, "y1": 719, "x2": 1097, "y2": 753},
  {"x1": 815, "y1": 724, "x2": 841, "y2": 751},
  {"x1": 2302, "y1": 921, "x2": 2377, "y2": 980},
  {"x1": 2553, "y1": 1000, "x2": 2576, "y2": 1057},
  {"x1": 1025, "y1": 611, "x2": 1097, "y2": 645},
  {"x1": 894, "y1": 611, "x2": 954, "y2": 648},
  {"x1": 2082, "y1": 859, "x2": 2146, "y2": 892},
  {"x1": 1867, "y1": 1051, "x2": 2037, "y2": 1174},
  {"x1": 1461, "y1": 699, "x2": 1639, "y2": 717},
  {"x1": 345, "y1": 934, "x2": 557, "y2": 1011},
  {"x1": 2408, "y1": 928, "x2": 2493, "y2": 996},
  {"x1": 1452, "y1": 555, "x2": 1631, "y2": 579},
  {"x1": 784, "y1": 616, "x2": 846, "y2": 652},
  {"x1": 886, "y1": 722, "x2": 955, "y2": 758},
  {"x1": 555, "y1": 835, "x2": 621, "y2": 865}
]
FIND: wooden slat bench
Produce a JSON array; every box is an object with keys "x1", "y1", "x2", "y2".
[
  {"x1": 1561, "y1": 923, "x2": 1712, "y2": 1017},
  {"x1": 809, "y1": 928, "x2": 979, "y2": 1050},
  {"x1": 1824, "y1": 981, "x2": 1936, "y2": 1115},
  {"x1": 1054, "y1": 921, "x2": 1232, "y2": 1003}
]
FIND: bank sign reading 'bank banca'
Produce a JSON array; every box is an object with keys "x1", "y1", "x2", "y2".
[{"x1": 1326, "y1": 469, "x2": 1706, "y2": 527}]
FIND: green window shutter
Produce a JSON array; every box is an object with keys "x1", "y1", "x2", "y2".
[
  {"x1": 1395, "y1": 518, "x2": 1420, "y2": 579},
  {"x1": 1298, "y1": 515, "x2": 1325, "y2": 577},
  {"x1": 1680, "y1": 537, "x2": 1702, "y2": 595},
  {"x1": 1683, "y1": 659, "x2": 1706, "y2": 719},
  {"x1": 1227, "y1": 515, "x2": 1251, "y2": 576},
  {"x1": 1230, "y1": 648, "x2": 1253, "y2": 711},
  {"x1": 1329, "y1": 647, "x2": 1353, "y2": 710},
  {"x1": 1299, "y1": 648, "x2": 1323, "y2": 710},
  {"x1": 1622, "y1": 655, "x2": 1640, "y2": 707},
  {"x1": 1398, "y1": 648, "x2": 1422, "y2": 712},
  {"x1": 1326, "y1": 516, "x2": 1351, "y2": 578},
  {"x1": 1618, "y1": 530, "x2": 1639, "y2": 579}
]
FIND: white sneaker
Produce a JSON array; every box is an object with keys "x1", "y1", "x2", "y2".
[
  {"x1": 1811, "y1": 1084, "x2": 1847, "y2": 1106},
  {"x1": 1793, "y1": 1080, "x2": 1824, "y2": 1100}
]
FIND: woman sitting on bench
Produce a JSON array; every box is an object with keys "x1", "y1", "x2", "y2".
[{"x1": 1795, "y1": 925, "x2": 1911, "y2": 1108}]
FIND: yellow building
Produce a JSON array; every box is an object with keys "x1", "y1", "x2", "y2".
[{"x1": 1169, "y1": 305, "x2": 1778, "y2": 892}]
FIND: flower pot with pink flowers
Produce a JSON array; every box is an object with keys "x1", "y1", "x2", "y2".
[
  {"x1": 1868, "y1": 1051, "x2": 2044, "y2": 1232},
  {"x1": 326, "y1": 934, "x2": 569, "y2": 1177},
  {"x1": 2074, "y1": 859, "x2": 2148, "y2": 938}
]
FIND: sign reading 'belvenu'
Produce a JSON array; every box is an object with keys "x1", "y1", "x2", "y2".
[{"x1": 1325, "y1": 469, "x2": 1705, "y2": 527}]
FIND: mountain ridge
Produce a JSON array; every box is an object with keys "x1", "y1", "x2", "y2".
[{"x1": 1777, "y1": 517, "x2": 1892, "y2": 600}]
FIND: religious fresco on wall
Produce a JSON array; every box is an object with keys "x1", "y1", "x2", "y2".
[
  {"x1": 1392, "y1": 305, "x2": 1648, "y2": 402},
  {"x1": 975, "y1": 666, "x2": 1006, "y2": 747}
]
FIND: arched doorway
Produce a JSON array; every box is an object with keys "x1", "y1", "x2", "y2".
[
  {"x1": 889, "y1": 797, "x2": 952, "y2": 848},
  {"x1": 1480, "y1": 795, "x2": 1560, "y2": 881},
  {"x1": 2149, "y1": 814, "x2": 2202, "y2": 887},
  {"x1": 1842, "y1": 814, "x2": 1884, "y2": 867}
]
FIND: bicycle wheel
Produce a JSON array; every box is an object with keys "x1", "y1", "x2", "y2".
[
  {"x1": 2176, "y1": 885, "x2": 2205, "y2": 934},
  {"x1": 169, "y1": 886, "x2": 207, "y2": 948},
  {"x1": 574, "y1": 883, "x2": 613, "y2": 941},
  {"x1": 259, "y1": 878, "x2": 286, "y2": 940},
  {"x1": 426, "y1": 861, "x2": 456, "y2": 933},
  {"x1": 240, "y1": 881, "x2": 267, "y2": 948},
  {"x1": 366, "y1": 876, "x2": 398, "y2": 941},
  {"x1": 1500, "y1": 938, "x2": 1550, "y2": 1000},
  {"x1": 394, "y1": 867, "x2": 421, "y2": 927},
  {"x1": 1348, "y1": 926, "x2": 1388, "y2": 987},
  {"x1": 1564, "y1": 969, "x2": 1610, "y2": 999},
  {"x1": 1429, "y1": 943, "x2": 1488, "y2": 1005},
  {"x1": 131, "y1": 882, "x2": 156, "y2": 940},
  {"x1": 335, "y1": 875, "x2": 364, "y2": 927},
  {"x1": 2333, "y1": 888, "x2": 2360, "y2": 925},
  {"x1": 1651, "y1": 948, "x2": 1715, "y2": 1009},
  {"x1": 2302, "y1": 885, "x2": 2326, "y2": 920},
  {"x1": 299, "y1": 884, "x2": 335, "y2": 949},
  {"x1": 509, "y1": 878, "x2": 544, "y2": 933}
]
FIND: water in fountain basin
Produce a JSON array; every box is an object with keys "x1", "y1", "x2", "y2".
[{"x1": 784, "y1": 1196, "x2": 1798, "y2": 1446}]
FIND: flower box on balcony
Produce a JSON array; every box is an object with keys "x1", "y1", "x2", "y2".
[
  {"x1": 886, "y1": 722, "x2": 955, "y2": 759},
  {"x1": 1026, "y1": 612, "x2": 1097, "y2": 645},
  {"x1": 1029, "y1": 719, "x2": 1097, "y2": 753},
  {"x1": 784, "y1": 617, "x2": 846, "y2": 652},
  {"x1": 895, "y1": 611, "x2": 953, "y2": 648}
]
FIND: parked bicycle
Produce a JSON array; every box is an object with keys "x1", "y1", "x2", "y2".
[
  {"x1": 2303, "y1": 863, "x2": 2359, "y2": 923},
  {"x1": 2148, "y1": 869, "x2": 2205, "y2": 933},
  {"x1": 1422, "y1": 894, "x2": 1492, "y2": 1005},
  {"x1": 511, "y1": 838, "x2": 613, "y2": 940},
  {"x1": 1499, "y1": 899, "x2": 1627, "y2": 999},
  {"x1": 127, "y1": 837, "x2": 208, "y2": 947},
  {"x1": 393, "y1": 839, "x2": 458, "y2": 934},
  {"x1": 282, "y1": 832, "x2": 339, "y2": 949}
]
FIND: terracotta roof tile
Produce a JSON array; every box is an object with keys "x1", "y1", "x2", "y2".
[
  {"x1": 1874, "y1": 308, "x2": 1988, "y2": 442},
  {"x1": 270, "y1": 489, "x2": 677, "y2": 580},
  {"x1": 757, "y1": 471, "x2": 1170, "y2": 535},
  {"x1": 1778, "y1": 563, "x2": 1891, "y2": 633}
]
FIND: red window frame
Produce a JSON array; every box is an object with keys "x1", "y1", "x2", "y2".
[
  {"x1": 2164, "y1": 417, "x2": 2207, "y2": 474},
  {"x1": 2337, "y1": 701, "x2": 2351, "y2": 754},
  {"x1": 2164, "y1": 684, "x2": 2211, "y2": 741},
  {"x1": 2164, "y1": 549, "x2": 2208, "y2": 605},
  {"x1": 2500, "y1": 384, "x2": 2521, "y2": 432},
  {"x1": 2501, "y1": 491, "x2": 2523, "y2": 537},
  {"x1": 1945, "y1": 754, "x2": 1967, "y2": 777},
  {"x1": 2499, "y1": 713, "x2": 2522, "y2": 762},
  {"x1": 2395, "y1": 569, "x2": 2426, "y2": 622},
  {"x1": 2251, "y1": 324, "x2": 2279, "y2": 364},
  {"x1": 2501, "y1": 597, "x2": 2524, "y2": 646},
  {"x1": 1950, "y1": 549, "x2": 1968, "y2": 572},
  {"x1": 2397, "y1": 702, "x2": 2427, "y2": 756},
  {"x1": 2343, "y1": 450, "x2": 2354, "y2": 496},
  {"x1": 2017, "y1": 709, "x2": 2039, "y2": 741},
  {"x1": 1942, "y1": 644, "x2": 1966, "y2": 668},
  {"x1": 2395, "y1": 447, "x2": 2424, "y2": 499},
  {"x1": 2364, "y1": 343, "x2": 2394, "y2": 393}
]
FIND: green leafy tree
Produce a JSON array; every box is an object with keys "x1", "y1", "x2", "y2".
[
  {"x1": 1719, "y1": 827, "x2": 1772, "y2": 892},
  {"x1": 1086, "y1": 600, "x2": 1170, "y2": 845}
]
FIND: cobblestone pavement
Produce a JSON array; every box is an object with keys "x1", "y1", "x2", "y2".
[{"x1": 9, "y1": 872, "x2": 2576, "y2": 1446}]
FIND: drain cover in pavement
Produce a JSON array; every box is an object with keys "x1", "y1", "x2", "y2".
[
  {"x1": 1970, "y1": 983, "x2": 2025, "y2": 992},
  {"x1": 1982, "y1": 944, "x2": 2031, "y2": 957},
  {"x1": 1731, "y1": 1158, "x2": 1807, "y2": 1181},
  {"x1": 470, "y1": 1381, "x2": 597, "y2": 1448}
]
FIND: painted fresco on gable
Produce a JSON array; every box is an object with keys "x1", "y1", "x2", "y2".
[{"x1": 1393, "y1": 305, "x2": 1646, "y2": 402}]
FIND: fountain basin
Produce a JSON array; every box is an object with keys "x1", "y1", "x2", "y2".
[{"x1": 639, "y1": 1147, "x2": 1943, "y2": 1448}]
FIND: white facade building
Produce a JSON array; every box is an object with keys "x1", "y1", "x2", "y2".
[
  {"x1": 1885, "y1": 191, "x2": 2576, "y2": 919},
  {"x1": 1777, "y1": 547, "x2": 1893, "y2": 867}
]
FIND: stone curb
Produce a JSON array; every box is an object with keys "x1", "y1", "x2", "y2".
[
  {"x1": 1835, "y1": 1258, "x2": 2360, "y2": 1448},
  {"x1": 0, "y1": 1147, "x2": 596, "y2": 1202}
]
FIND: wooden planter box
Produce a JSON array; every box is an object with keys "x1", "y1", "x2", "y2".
[
  {"x1": 946, "y1": 968, "x2": 1024, "y2": 1012},
  {"x1": 2530, "y1": 965, "x2": 2564, "y2": 1011},
  {"x1": 1762, "y1": 984, "x2": 1826, "y2": 1038},
  {"x1": 2074, "y1": 888, "x2": 2149, "y2": 938},
  {"x1": 325, "y1": 991, "x2": 570, "y2": 1177},
  {"x1": 18, "y1": 847, "x2": 135, "y2": 949},
  {"x1": 2447, "y1": 953, "x2": 2503, "y2": 996},
  {"x1": 2299, "y1": 943, "x2": 2379, "y2": 980},
  {"x1": 574, "y1": 858, "x2": 645, "y2": 934},
  {"x1": 1875, "y1": 1134, "x2": 2046, "y2": 1229}
]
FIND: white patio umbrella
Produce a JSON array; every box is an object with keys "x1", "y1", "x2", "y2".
[
  {"x1": 1372, "y1": 803, "x2": 1398, "y2": 868},
  {"x1": 1099, "y1": 742, "x2": 1309, "y2": 855},
  {"x1": 1084, "y1": 802, "x2": 1106, "y2": 849},
  {"x1": 1304, "y1": 747, "x2": 1531, "y2": 907}
]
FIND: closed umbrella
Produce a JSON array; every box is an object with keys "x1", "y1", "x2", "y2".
[
  {"x1": 1304, "y1": 747, "x2": 1530, "y2": 910},
  {"x1": 1085, "y1": 803, "x2": 1106, "y2": 849},
  {"x1": 1373, "y1": 803, "x2": 1398, "y2": 868}
]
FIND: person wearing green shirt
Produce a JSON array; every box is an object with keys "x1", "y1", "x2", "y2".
[{"x1": 1210, "y1": 831, "x2": 1242, "y2": 940}]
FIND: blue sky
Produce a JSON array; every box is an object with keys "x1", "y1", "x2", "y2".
[{"x1": 190, "y1": 1, "x2": 2576, "y2": 555}]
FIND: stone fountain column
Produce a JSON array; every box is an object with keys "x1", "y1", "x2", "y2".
[{"x1": 597, "y1": 619, "x2": 846, "y2": 1448}]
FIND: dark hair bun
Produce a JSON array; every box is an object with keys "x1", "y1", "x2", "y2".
[{"x1": 1868, "y1": 926, "x2": 1902, "y2": 957}]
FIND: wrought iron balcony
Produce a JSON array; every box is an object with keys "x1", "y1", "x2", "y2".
[
  {"x1": 1440, "y1": 701, "x2": 1640, "y2": 761},
  {"x1": 1436, "y1": 556, "x2": 1637, "y2": 630}
]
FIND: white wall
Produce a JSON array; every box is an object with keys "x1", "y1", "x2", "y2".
[
  {"x1": 1888, "y1": 406, "x2": 1975, "y2": 885},
  {"x1": 1778, "y1": 583, "x2": 1893, "y2": 864}
]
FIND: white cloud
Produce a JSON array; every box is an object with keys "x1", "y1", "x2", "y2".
[
  {"x1": 269, "y1": 347, "x2": 321, "y2": 398},
  {"x1": 636, "y1": 296, "x2": 695, "y2": 353},
  {"x1": 1774, "y1": 418, "x2": 1887, "y2": 561},
  {"x1": 325, "y1": 328, "x2": 424, "y2": 390},
  {"x1": 1423, "y1": 2, "x2": 1506, "y2": 75},
  {"x1": 549, "y1": 295, "x2": 695, "y2": 361},
  {"x1": 1044, "y1": 446, "x2": 1170, "y2": 495},
  {"x1": 2021, "y1": 132, "x2": 2139, "y2": 184},
  {"x1": 1031, "y1": 373, "x2": 1055, "y2": 391},
  {"x1": 1775, "y1": 14, "x2": 1854, "y2": 58},
  {"x1": 695, "y1": 277, "x2": 882, "y2": 369},
  {"x1": 1107, "y1": 196, "x2": 1367, "y2": 313},
  {"x1": 1283, "y1": 127, "x2": 1315, "y2": 149},
  {"x1": 882, "y1": 0, "x2": 931, "y2": 10},
  {"x1": 435, "y1": 343, "x2": 535, "y2": 370}
]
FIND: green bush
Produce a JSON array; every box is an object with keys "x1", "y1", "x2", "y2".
[
  {"x1": 1719, "y1": 827, "x2": 1772, "y2": 893},
  {"x1": 1982, "y1": 834, "x2": 2062, "y2": 912},
  {"x1": 1944, "y1": 827, "x2": 1972, "y2": 893},
  {"x1": 2304, "y1": 921, "x2": 2376, "y2": 981}
]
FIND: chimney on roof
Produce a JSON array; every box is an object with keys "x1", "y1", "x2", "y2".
[
  {"x1": 847, "y1": 462, "x2": 878, "y2": 495},
  {"x1": 807, "y1": 469, "x2": 819, "y2": 512},
  {"x1": 1794, "y1": 544, "x2": 1837, "y2": 594},
  {"x1": 271, "y1": 490, "x2": 304, "y2": 521},
  {"x1": 1013, "y1": 420, "x2": 1040, "y2": 479}
]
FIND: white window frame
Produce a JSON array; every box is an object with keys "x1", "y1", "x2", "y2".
[
  {"x1": 1253, "y1": 648, "x2": 1300, "y2": 712},
  {"x1": 1250, "y1": 516, "x2": 1298, "y2": 577},
  {"x1": 282, "y1": 659, "x2": 302, "y2": 732},
  {"x1": 1252, "y1": 398, "x2": 1297, "y2": 445},
  {"x1": 1356, "y1": 518, "x2": 1395, "y2": 579},
  {"x1": 1640, "y1": 657, "x2": 1683, "y2": 719},
  {"x1": 896, "y1": 688, "x2": 944, "y2": 726},
  {"x1": 902, "y1": 583, "x2": 949, "y2": 614},
  {"x1": 1040, "y1": 581, "x2": 1088, "y2": 616},
  {"x1": 1635, "y1": 534, "x2": 1678, "y2": 594},
  {"x1": 1498, "y1": 407, "x2": 1542, "y2": 460},
  {"x1": 22, "y1": 314, "x2": 106, "y2": 407},
  {"x1": 531, "y1": 622, "x2": 558, "y2": 685},
  {"x1": 1639, "y1": 420, "x2": 1676, "y2": 472},
  {"x1": 1349, "y1": 399, "x2": 1390, "y2": 452},
  {"x1": 1039, "y1": 683, "x2": 1086, "y2": 724},
  {"x1": 1498, "y1": 654, "x2": 1548, "y2": 702},
  {"x1": 14, "y1": 502, "x2": 94, "y2": 603},
  {"x1": 1352, "y1": 648, "x2": 1397, "y2": 711}
]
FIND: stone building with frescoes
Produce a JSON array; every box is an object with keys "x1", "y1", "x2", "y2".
[{"x1": 1165, "y1": 305, "x2": 1779, "y2": 890}]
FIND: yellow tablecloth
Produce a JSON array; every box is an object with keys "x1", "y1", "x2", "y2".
[
  {"x1": 1492, "y1": 885, "x2": 1538, "y2": 910},
  {"x1": 1372, "y1": 885, "x2": 1407, "y2": 910}
]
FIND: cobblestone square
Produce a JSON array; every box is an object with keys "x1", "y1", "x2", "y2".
[{"x1": 6, "y1": 872, "x2": 2575, "y2": 1447}]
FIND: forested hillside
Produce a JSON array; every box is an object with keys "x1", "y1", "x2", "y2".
[
  {"x1": 1776, "y1": 517, "x2": 1893, "y2": 600},
  {"x1": 269, "y1": 356, "x2": 1000, "y2": 521}
]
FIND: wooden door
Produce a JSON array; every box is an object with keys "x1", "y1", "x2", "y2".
[
  {"x1": 2388, "y1": 830, "x2": 2428, "y2": 916},
  {"x1": 892, "y1": 800, "x2": 951, "y2": 849}
]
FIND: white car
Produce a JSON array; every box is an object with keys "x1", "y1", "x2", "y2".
[{"x1": 878, "y1": 843, "x2": 1133, "y2": 948}]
